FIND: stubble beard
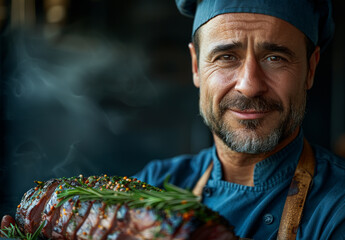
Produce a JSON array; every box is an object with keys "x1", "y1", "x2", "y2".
[{"x1": 200, "y1": 92, "x2": 306, "y2": 154}]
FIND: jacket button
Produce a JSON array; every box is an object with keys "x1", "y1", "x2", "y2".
[
  {"x1": 263, "y1": 213, "x2": 274, "y2": 225},
  {"x1": 203, "y1": 187, "x2": 212, "y2": 197}
]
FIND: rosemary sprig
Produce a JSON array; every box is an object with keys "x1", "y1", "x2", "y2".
[
  {"x1": 0, "y1": 220, "x2": 46, "y2": 240},
  {"x1": 57, "y1": 179, "x2": 202, "y2": 213},
  {"x1": 0, "y1": 223, "x2": 17, "y2": 238}
]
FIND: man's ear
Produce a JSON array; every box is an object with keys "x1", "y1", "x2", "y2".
[
  {"x1": 188, "y1": 43, "x2": 200, "y2": 88},
  {"x1": 306, "y1": 46, "x2": 320, "y2": 90}
]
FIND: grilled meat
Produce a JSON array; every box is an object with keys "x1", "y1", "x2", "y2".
[{"x1": 14, "y1": 175, "x2": 238, "y2": 240}]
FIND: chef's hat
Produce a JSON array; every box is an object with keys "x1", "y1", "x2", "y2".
[{"x1": 175, "y1": 0, "x2": 334, "y2": 50}]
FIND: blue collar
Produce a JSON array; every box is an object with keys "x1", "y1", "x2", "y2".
[{"x1": 211, "y1": 131, "x2": 304, "y2": 187}]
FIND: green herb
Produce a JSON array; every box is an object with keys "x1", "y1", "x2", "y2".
[
  {"x1": 0, "y1": 223, "x2": 17, "y2": 238},
  {"x1": 0, "y1": 220, "x2": 46, "y2": 240},
  {"x1": 55, "y1": 176, "x2": 227, "y2": 224},
  {"x1": 57, "y1": 178, "x2": 202, "y2": 213}
]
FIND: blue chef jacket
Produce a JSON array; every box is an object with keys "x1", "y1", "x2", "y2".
[{"x1": 134, "y1": 131, "x2": 345, "y2": 239}]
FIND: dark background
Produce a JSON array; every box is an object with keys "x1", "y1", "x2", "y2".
[{"x1": 0, "y1": 0, "x2": 344, "y2": 217}]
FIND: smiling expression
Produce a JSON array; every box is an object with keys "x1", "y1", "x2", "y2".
[{"x1": 190, "y1": 13, "x2": 319, "y2": 154}]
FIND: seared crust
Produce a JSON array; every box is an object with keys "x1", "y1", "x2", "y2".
[
  {"x1": 92, "y1": 205, "x2": 120, "y2": 240},
  {"x1": 52, "y1": 195, "x2": 79, "y2": 239},
  {"x1": 16, "y1": 179, "x2": 60, "y2": 234},
  {"x1": 76, "y1": 201, "x2": 105, "y2": 239},
  {"x1": 65, "y1": 200, "x2": 93, "y2": 240},
  {"x1": 15, "y1": 187, "x2": 36, "y2": 231}
]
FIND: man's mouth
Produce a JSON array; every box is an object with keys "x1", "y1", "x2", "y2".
[
  {"x1": 230, "y1": 109, "x2": 272, "y2": 120},
  {"x1": 219, "y1": 93, "x2": 284, "y2": 120}
]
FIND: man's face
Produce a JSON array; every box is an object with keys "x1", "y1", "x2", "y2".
[{"x1": 190, "y1": 13, "x2": 319, "y2": 154}]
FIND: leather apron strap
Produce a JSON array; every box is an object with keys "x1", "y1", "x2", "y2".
[
  {"x1": 277, "y1": 138, "x2": 315, "y2": 240},
  {"x1": 192, "y1": 138, "x2": 315, "y2": 240},
  {"x1": 192, "y1": 161, "x2": 214, "y2": 197}
]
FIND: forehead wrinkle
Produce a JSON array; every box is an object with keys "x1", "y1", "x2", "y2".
[
  {"x1": 257, "y1": 42, "x2": 297, "y2": 58},
  {"x1": 209, "y1": 14, "x2": 275, "y2": 32},
  {"x1": 207, "y1": 41, "x2": 244, "y2": 57}
]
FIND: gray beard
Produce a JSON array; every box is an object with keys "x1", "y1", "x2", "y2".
[
  {"x1": 200, "y1": 94, "x2": 306, "y2": 154},
  {"x1": 217, "y1": 119, "x2": 282, "y2": 154}
]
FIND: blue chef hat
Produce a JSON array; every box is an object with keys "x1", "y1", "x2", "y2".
[{"x1": 175, "y1": 0, "x2": 334, "y2": 50}]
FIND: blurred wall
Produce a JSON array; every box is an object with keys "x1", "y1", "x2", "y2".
[
  {"x1": 1, "y1": 0, "x2": 212, "y2": 217},
  {"x1": 0, "y1": 0, "x2": 344, "y2": 217}
]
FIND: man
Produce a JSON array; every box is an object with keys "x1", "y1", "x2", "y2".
[{"x1": 133, "y1": 0, "x2": 345, "y2": 239}]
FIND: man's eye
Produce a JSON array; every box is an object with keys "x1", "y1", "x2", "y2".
[
  {"x1": 217, "y1": 55, "x2": 237, "y2": 61},
  {"x1": 266, "y1": 56, "x2": 284, "y2": 62}
]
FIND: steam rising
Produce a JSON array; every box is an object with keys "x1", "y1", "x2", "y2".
[{"x1": 4, "y1": 30, "x2": 159, "y2": 183}]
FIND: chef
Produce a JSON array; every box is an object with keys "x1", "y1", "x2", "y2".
[{"x1": 134, "y1": 0, "x2": 345, "y2": 239}]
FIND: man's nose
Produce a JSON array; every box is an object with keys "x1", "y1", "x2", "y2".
[{"x1": 234, "y1": 56, "x2": 268, "y2": 98}]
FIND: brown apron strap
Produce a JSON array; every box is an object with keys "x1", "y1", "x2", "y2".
[
  {"x1": 192, "y1": 161, "x2": 213, "y2": 197},
  {"x1": 277, "y1": 138, "x2": 315, "y2": 240}
]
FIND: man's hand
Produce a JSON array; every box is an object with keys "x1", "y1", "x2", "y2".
[{"x1": 1, "y1": 215, "x2": 16, "y2": 229}]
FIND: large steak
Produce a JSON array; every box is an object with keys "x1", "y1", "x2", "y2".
[{"x1": 13, "y1": 175, "x2": 238, "y2": 240}]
